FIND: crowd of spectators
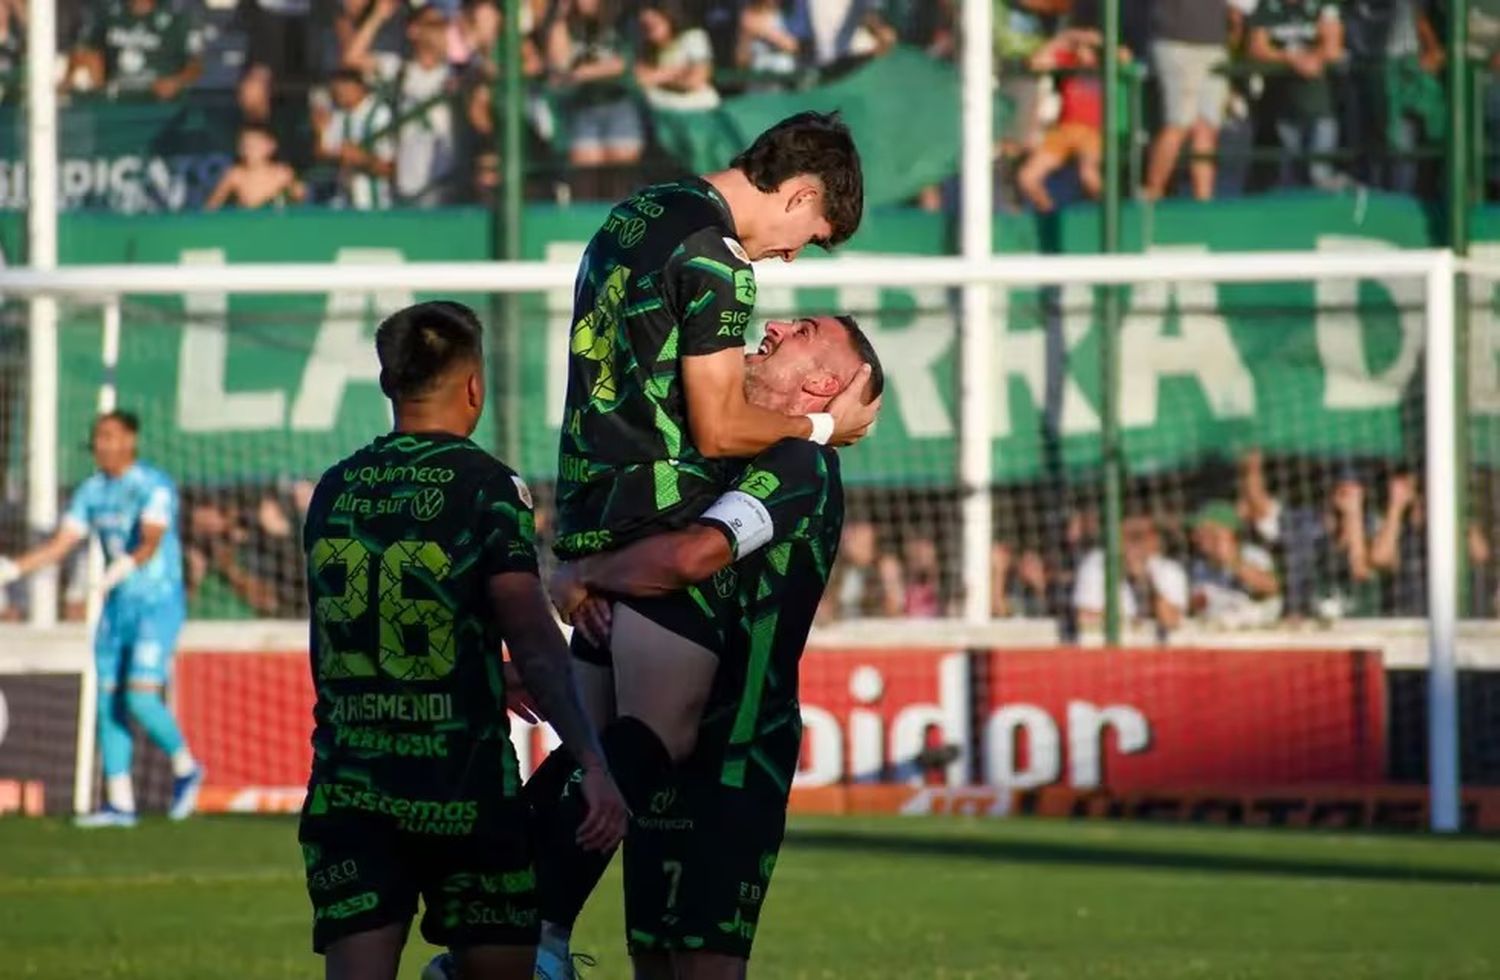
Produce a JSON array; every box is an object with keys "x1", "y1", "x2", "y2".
[
  {"x1": 814, "y1": 451, "x2": 1500, "y2": 634},
  {"x1": 22, "y1": 0, "x2": 932, "y2": 207},
  {"x1": 996, "y1": 0, "x2": 1460, "y2": 208},
  {"x1": 0, "y1": 450, "x2": 1494, "y2": 632},
  {"x1": 14, "y1": 0, "x2": 1491, "y2": 211}
]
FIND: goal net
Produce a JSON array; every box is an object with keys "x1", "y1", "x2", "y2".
[{"x1": 0, "y1": 247, "x2": 1482, "y2": 831}]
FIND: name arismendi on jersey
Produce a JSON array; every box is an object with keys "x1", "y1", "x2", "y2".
[{"x1": 330, "y1": 692, "x2": 454, "y2": 724}]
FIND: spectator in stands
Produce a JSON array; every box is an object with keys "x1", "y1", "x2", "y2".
[
  {"x1": 786, "y1": 0, "x2": 897, "y2": 74},
  {"x1": 314, "y1": 67, "x2": 395, "y2": 209},
  {"x1": 68, "y1": 0, "x2": 203, "y2": 100},
  {"x1": 345, "y1": 2, "x2": 460, "y2": 206},
  {"x1": 897, "y1": 531, "x2": 953, "y2": 617},
  {"x1": 459, "y1": 0, "x2": 548, "y2": 202},
  {"x1": 996, "y1": 0, "x2": 1071, "y2": 171},
  {"x1": 547, "y1": 0, "x2": 643, "y2": 198},
  {"x1": 1072, "y1": 511, "x2": 1188, "y2": 633},
  {"x1": 636, "y1": 1, "x2": 721, "y2": 110},
  {"x1": 204, "y1": 486, "x2": 308, "y2": 618},
  {"x1": 1340, "y1": 0, "x2": 1444, "y2": 194},
  {"x1": 1247, "y1": 0, "x2": 1348, "y2": 192},
  {"x1": 1237, "y1": 448, "x2": 1282, "y2": 548},
  {"x1": 820, "y1": 518, "x2": 902, "y2": 621},
  {"x1": 1279, "y1": 467, "x2": 1380, "y2": 622},
  {"x1": 992, "y1": 541, "x2": 1052, "y2": 618},
  {"x1": 204, "y1": 124, "x2": 307, "y2": 210},
  {"x1": 1143, "y1": 0, "x2": 1230, "y2": 201},
  {"x1": 333, "y1": 0, "x2": 407, "y2": 81},
  {"x1": 1468, "y1": 0, "x2": 1500, "y2": 194},
  {"x1": 1370, "y1": 469, "x2": 1425, "y2": 614},
  {"x1": 907, "y1": 0, "x2": 958, "y2": 61},
  {"x1": 1188, "y1": 498, "x2": 1282, "y2": 626},
  {"x1": 0, "y1": 0, "x2": 26, "y2": 105},
  {"x1": 235, "y1": 0, "x2": 315, "y2": 125},
  {"x1": 1017, "y1": 26, "x2": 1122, "y2": 213},
  {"x1": 737, "y1": 0, "x2": 801, "y2": 92}
]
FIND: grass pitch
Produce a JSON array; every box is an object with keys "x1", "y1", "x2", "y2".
[{"x1": 4, "y1": 813, "x2": 1500, "y2": 979}]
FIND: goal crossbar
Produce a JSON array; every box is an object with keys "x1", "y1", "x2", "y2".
[{"x1": 0, "y1": 247, "x2": 1461, "y2": 832}]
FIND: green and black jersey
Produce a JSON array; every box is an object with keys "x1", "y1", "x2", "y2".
[
  {"x1": 555, "y1": 178, "x2": 758, "y2": 560},
  {"x1": 301, "y1": 431, "x2": 538, "y2": 824},
  {"x1": 695, "y1": 439, "x2": 845, "y2": 796},
  {"x1": 82, "y1": 0, "x2": 202, "y2": 96}
]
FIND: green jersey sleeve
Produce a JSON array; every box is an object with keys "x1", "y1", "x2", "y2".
[
  {"x1": 697, "y1": 439, "x2": 831, "y2": 560},
  {"x1": 477, "y1": 468, "x2": 540, "y2": 578},
  {"x1": 665, "y1": 227, "x2": 756, "y2": 358}
]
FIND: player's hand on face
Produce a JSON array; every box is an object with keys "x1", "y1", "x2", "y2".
[
  {"x1": 572, "y1": 595, "x2": 613, "y2": 649},
  {"x1": 547, "y1": 563, "x2": 589, "y2": 622},
  {"x1": 575, "y1": 764, "x2": 629, "y2": 851},
  {"x1": 502, "y1": 660, "x2": 543, "y2": 724},
  {"x1": 827, "y1": 365, "x2": 881, "y2": 447}
]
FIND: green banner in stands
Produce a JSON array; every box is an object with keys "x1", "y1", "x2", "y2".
[
  {"x1": 0, "y1": 98, "x2": 236, "y2": 213},
  {"x1": 41, "y1": 193, "x2": 1500, "y2": 487}
]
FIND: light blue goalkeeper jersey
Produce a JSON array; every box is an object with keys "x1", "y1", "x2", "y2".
[{"x1": 63, "y1": 462, "x2": 185, "y2": 609}]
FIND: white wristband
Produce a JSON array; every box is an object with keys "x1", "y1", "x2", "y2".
[{"x1": 806, "y1": 412, "x2": 834, "y2": 446}]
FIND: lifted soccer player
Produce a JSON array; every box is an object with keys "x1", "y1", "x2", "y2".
[
  {"x1": 555, "y1": 315, "x2": 881, "y2": 980},
  {"x1": 298, "y1": 302, "x2": 627, "y2": 980},
  {"x1": 0, "y1": 410, "x2": 203, "y2": 826},
  {"x1": 532, "y1": 111, "x2": 877, "y2": 975}
]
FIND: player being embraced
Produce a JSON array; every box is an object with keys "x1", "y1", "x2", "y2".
[
  {"x1": 298, "y1": 301, "x2": 627, "y2": 980},
  {"x1": 527, "y1": 110, "x2": 876, "y2": 974},
  {"x1": 554, "y1": 315, "x2": 882, "y2": 979},
  {"x1": 0, "y1": 409, "x2": 202, "y2": 827}
]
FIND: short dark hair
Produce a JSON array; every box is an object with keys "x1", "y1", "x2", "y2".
[
  {"x1": 836, "y1": 315, "x2": 884, "y2": 400},
  {"x1": 730, "y1": 111, "x2": 863, "y2": 248},
  {"x1": 330, "y1": 66, "x2": 365, "y2": 88},
  {"x1": 375, "y1": 301, "x2": 484, "y2": 402},
  {"x1": 96, "y1": 409, "x2": 140, "y2": 435}
]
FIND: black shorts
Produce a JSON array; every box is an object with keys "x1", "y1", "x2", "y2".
[
  {"x1": 569, "y1": 576, "x2": 742, "y2": 667},
  {"x1": 621, "y1": 759, "x2": 790, "y2": 960},
  {"x1": 299, "y1": 783, "x2": 538, "y2": 954}
]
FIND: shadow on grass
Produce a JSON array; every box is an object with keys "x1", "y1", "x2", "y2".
[{"x1": 784, "y1": 825, "x2": 1500, "y2": 886}]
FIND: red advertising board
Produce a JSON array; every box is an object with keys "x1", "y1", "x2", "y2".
[
  {"x1": 981, "y1": 648, "x2": 1387, "y2": 790},
  {"x1": 176, "y1": 652, "x2": 313, "y2": 804},
  {"x1": 173, "y1": 645, "x2": 1387, "y2": 813}
]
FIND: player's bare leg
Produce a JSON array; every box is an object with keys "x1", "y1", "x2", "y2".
[
  {"x1": 611, "y1": 605, "x2": 718, "y2": 762},
  {"x1": 325, "y1": 922, "x2": 406, "y2": 980},
  {"x1": 450, "y1": 944, "x2": 536, "y2": 979},
  {"x1": 576, "y1": 659, "x2": 617, "y2": 731}
]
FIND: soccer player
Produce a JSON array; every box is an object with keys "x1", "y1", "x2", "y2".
[
  {"x1": 298, "y1": 301, "x2": 627, "y2": 980},
  {"x1": 553, "y1": 315, "x2": 882, "y2": 979},
  {"x1": 531, "y1": 111, "x2": 876, "y2": 972},
  {"x1": 0, "y1": 409, "x2": 202, "y2": 828}
]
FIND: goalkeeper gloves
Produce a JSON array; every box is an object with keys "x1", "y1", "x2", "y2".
[
  {"x1": 98, "y1": 555, "x2": 137, "y2": 594},
  {"x1": 0, "y1": 556, "x2": 18, "y2": 586}
]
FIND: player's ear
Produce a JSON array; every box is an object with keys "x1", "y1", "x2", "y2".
[
  {"x1": 784, "y1": 177, "x2": 820, "y2": 212},
  {"x1": 466, "y1": 370, "x2": 483, "y2": 410}
]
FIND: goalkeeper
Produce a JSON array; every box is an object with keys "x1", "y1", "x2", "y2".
[{"x1": 0, "y1": 409, "x2": 202, "y2": 827}]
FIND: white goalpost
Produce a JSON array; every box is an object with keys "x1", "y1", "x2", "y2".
[{"x1": 0, "y1": 246, "x2": 1464, "y2": 830}]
